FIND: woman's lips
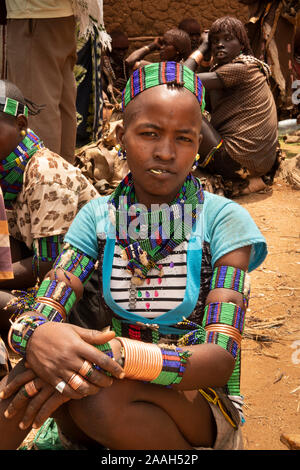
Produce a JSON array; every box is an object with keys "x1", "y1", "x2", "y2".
[{"x1": 148, "y1": 168, "x2": 173, "y2": 176}]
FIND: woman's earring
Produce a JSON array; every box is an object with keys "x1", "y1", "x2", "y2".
[
  {"x1": 20, "y1": 129, "x2": 26, "y2": 138},
  {"x1": 115, "y1": 144, "x2": 127, "y2": 160},
  {"x1": 192, "y1": 153, "x2": 200, "y2": 171}
]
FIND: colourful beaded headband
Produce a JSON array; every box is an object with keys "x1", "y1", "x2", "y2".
[
  {"x1": 0, "y1": 97, "x2": 28, "y2": 117},
  {"x1": 122, "y1": 61, "x2": 205, "y2": 112}
]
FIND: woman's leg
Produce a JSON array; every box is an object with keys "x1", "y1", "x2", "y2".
[
  {"x1": 198, "y1": 118, "x2": 244, "y2": 179},
  {"x1": 67, "y1": 378, "x2": 217, "y2": 450}
]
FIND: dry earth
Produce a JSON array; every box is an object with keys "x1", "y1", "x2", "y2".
[{"x1": 237, "y1": 180, "x2": 300, "y2": 450}]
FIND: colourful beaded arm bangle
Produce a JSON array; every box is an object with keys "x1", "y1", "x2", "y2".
[
  {"x1": 210, "y1": 265, "x2": 251, "y2": 309},
  {"x1": 32, "y1": 235, "x2": 64, "y2": 278},
  {"x1": 151, "y1": 345, "x2": 191, "y2": 386},
  {"x1": 202, "y1": 302, "x2": 245, "y2": 359},
  {"x1": 116, "y1": 337, "x2": 191, "y2": 386},
  {"x1": 53, "y1": 243, "x2": 97, "y2": 286},
  {"x1": 34, "y1": 278, "x2": 77, "y2": 319},
  {"x1": 31, "y1": 299, "x2": 66, "y2": 322},
  {"x1": 8, "y1": 314, "x2": 47, "y2": 357}
]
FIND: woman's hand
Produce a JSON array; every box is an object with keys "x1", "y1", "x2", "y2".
[
  {"x1": 25, "y1": 322, "x2": 125, "y2": 399},
  {"x1": 199, "y1": 31, "x2": 211, "y2": 59},
  {"x1": 1, "y1": 370, "x2": 70, "y2": 430},
  {"x1": 152, "y1": 37, "x2": 163, "y2": 50}
]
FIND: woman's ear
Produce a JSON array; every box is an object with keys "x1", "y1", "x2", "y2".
[
  {"x1": 198, "y1": 133, "x2": 203, "y2": 148},
  {"x1": 115, "y1": 122, "x2": 125, "y2": 147},
  {"x1": 16, "y1": 114, "x2": 28, "y2": 133}
]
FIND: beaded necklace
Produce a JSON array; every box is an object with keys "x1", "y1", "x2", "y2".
[
  {"x1": 109, "y1": 172, "x2": 204, "y2": 295},
  {"x1": 0, "y1": 129, "x2": 44, "y2": 208}
]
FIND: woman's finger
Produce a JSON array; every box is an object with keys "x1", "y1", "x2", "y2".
[
  {"x1": 0, "y1": 369, "x2": 35, "y2": 400},
  {"x1": 64, "y1": 357, "x2": 116, "y2": 390},
  {"x1": 4, "y1": 377, "x2": 42, "y2": 419},
  {"x1": 76, "y1": 342, "x2": 124, "y2": 381},
  {"x1": 19, "y1": 385, "x2": 60, "y2": 430},
  {"x1": 32, "y1": 392, "x2": 70, "y2": 429},
  {"x1": 66, "y1": 372, "x2": 102, "y2": 397}
]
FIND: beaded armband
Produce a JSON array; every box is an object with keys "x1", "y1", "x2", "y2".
[
  {"x1": 53, "y1": 243, "x2": 97, "y2": 286},
  {"x1": 32, "y1": 235, "x2": 64, "y2": 277},
  {"x1": 202, "y1": 302, "x2": 245, "y2": 359},
  {"x1": 210, "y1": 266, "x2": 251, "y2": 309},
  {"x1": 8, "y1": 314, "x2": 47, "y2": 357}
]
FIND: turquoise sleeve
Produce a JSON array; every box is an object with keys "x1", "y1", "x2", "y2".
[
  {"x1": 64, "y1": 197, "x2": 110, "y2": 260},
  {"x1": 203, "y1": 192, "x2": 267, "y2": 272}
]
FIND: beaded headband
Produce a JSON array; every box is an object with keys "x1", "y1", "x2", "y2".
[
  {"x1": 122, "y1": 61, "x2": 205, "y2": 112},
  {"x1": 0, "y1": 97, "x2": 28, "y2": 117}
]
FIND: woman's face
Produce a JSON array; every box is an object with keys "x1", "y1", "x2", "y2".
[
  {"x1": 210, "y1": 30, "x2": 242, "y2": 65},
  {"x1": 116, "y1": 86, "x2": 203, "y2": 207},
  {"x1": 159, "y1": 36, "x2": 178, "y2": 61},
  {"x1": 0, "y1": 114, "x2": 24, "y2": 159}
]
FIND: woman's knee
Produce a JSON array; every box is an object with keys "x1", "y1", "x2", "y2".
[{"x1": 68, "y1": 379, "x2": 137, "y2": 446}]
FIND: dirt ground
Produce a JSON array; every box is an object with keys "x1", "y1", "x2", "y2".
[{"x1": 237, "y1": 179, "x2": 300, "y2": 450}]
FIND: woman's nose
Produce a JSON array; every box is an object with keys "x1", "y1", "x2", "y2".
[{"x1": 153, "y1": 138, "x2": 175, "y2": 160}]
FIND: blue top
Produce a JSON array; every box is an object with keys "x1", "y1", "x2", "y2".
[{"x1": 65, "y1": 192, "x2": 267, "y2": 334}]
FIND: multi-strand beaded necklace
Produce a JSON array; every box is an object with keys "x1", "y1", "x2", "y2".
[{"x1": 109, "y1": 172, "x2": 204, "y2": 309}]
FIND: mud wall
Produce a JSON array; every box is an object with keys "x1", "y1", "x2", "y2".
[{"x1": 103, "y1": 0, "x2": 249, "y2": 39}]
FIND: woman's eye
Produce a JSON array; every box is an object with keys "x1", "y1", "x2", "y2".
[
  {"x1": 178, "y1": 136, "x2": 192, "y2": 143},
  {"x1": 141, "y1": 131, "x2": 157, "y2": 137}
]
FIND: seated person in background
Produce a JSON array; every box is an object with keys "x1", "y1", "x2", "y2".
[
  {"x1": 178, "y1": 17, "x2": 202, "y2": 50},
  {"x1": 0, "y1": 80, "x2": 99, "y2": 330},
  {"x1": 102, "y1": 30, "x2": 130, "y2": 102},
  {"x1": 0, "y1": 186, "x2": 13, "y2": 379},
  {"x1": 184, "y1": 16, "x2": 279, "y2": 197},
  {"x1": 125, "y1": 28, "x2": 191, "y2": 75},
  {"x1": 0, "y1": 62, "x2": 267, "y2": 451}
]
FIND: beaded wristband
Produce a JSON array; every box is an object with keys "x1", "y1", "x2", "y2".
[
  {"x1": 31, "y1": 301, "x2": 65, "y2": 322},
  {"x1": 35, "y1": 278, "x2": 77, "y2": 318},
  {"x1": 8, "y1": 315, "x2": 47, "y2": 357},
  {"x1": 93, "y1": 342, "x2": 115, "y2": 376},
  {"x1": 150, "y1": 346, "x2": 191, "y2": 386}
]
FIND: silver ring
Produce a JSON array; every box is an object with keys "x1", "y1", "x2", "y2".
[{"x1": 55, "y1": 380, "x2": 67, "y2": 394}]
